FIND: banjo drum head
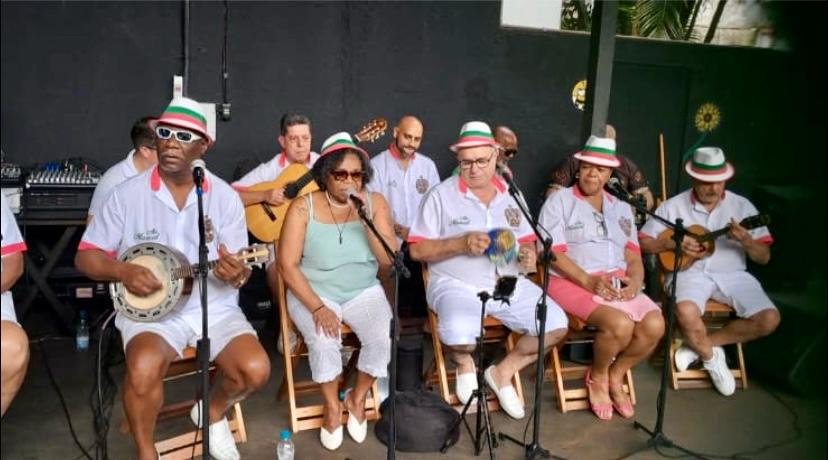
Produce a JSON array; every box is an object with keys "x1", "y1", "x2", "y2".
[{"x1": 111, "y1": 243, "x2": 190, "y2": 322}]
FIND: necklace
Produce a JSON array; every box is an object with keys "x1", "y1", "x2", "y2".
[
  {"x1": 325, "y1": 192, "x2": 352, "y2": 244},
  {"x1": 325, "y1": 191, "x2": 350, "y2": 208}
]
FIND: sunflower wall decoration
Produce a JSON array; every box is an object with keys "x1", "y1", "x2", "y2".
[
  {"x1": 694, "y1": 103, "x2": 721, "y2": 133},
  {"x1": 571, "y1": 79, "x2": 587, "y2": 111}
]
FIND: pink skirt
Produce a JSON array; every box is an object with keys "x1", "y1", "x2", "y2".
[{"x1": 547, "y1": 270, "x2": 660, "y2": 322}]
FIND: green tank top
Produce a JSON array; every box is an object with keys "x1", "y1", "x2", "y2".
[{"x1": 299, "y1": 192, "x2": 379, "y2": 304}]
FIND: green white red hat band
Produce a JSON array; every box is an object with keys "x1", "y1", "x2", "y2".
[
  {"x1": 156, "y1": 97, "x2": 211, "y2": 143},
  {"x1": 320, "y1": 132, "x2": 368, "y2": 158}
]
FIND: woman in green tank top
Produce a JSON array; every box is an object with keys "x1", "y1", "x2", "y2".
[{"x1": 278, "y1": 132, "x2": 397, "y2": 450}]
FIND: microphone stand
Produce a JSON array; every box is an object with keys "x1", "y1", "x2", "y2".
[
  {"x1": 496, "y1": 172, "x2": 565, "y2": 460},
  {"x1": 194, "y1": 167, "x2": 211, "y2": 457},
  {"x1": 352, "y1": 196, "x2": 410, "y2": 460},
  {"x1": 606, "y1": 184, "x2": 708, "y2": 460}
]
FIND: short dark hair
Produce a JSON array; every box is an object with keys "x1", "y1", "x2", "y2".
[
  {"x1": 131, "y1": 116, "x2": 156, "y2": 148},
  {"x1": 311, "y1": 149, "x2": 374, "y2": 191},
  {"x1": 280, "y1": 113, "x2": 311, "y2": 136}
]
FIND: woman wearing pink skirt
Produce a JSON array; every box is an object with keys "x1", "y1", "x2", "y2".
[{"x1": 538, "y1": 135, "x2": 664, "y2": 421}]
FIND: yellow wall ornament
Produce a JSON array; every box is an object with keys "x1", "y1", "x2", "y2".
[
  {"x1": 571, "y1": 79, "x2": 587, "y2": 111},
  {"x1": 694, "y1": 102, "x2": 721, "y2": 133}
]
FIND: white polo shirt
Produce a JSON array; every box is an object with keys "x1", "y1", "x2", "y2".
[
  {"x1": 408, "y1": 175, "x2": 536, "y2": 288},
  {"x1": 367, "y1": 144, "x2": 441, "y2": 242},
  {"x1": 79, "y1": 166, "x2": 249, "y2": 330},
  {"x1": 538, "y1": 186, "x2": 639, "y2": 276},
  {"x1": 231, "y1": 151, "x2": 319, "y2": 190},
  {"x1": 2, "y1": 193, "x2": 27, "y2": 322},
  {"x1": 88, "y1": 149, "x2": 139, "y2": 217},
  {"x1": 639, "y1": 189, "x2": 772, "y2": 273}
]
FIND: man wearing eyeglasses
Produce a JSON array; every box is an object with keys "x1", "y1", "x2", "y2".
[
  {"x1": 87, "y1": 116, "x2": 158, "y2": 223},
  {"x1": 367, "y1": 115, "x2": 440, "y2": 318},
  {"x1": 231, "y1": 112, "x2": 318, "y2": 208},
  {"x1": 76, "y1": 97, "x2": 270, "y2": 460},
  {"x1": 408, "y1": 121, "x2": 568, "y2": 420}
]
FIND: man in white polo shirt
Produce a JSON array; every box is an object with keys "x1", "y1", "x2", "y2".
[
  {"x1": 87, "y1": 116, "x2": 158, "y2": 222},
  {"x1": 1, "y1": 192, "x2": 29, "y2": 417},
  {"x1": 76, "y1": 97, "x2": 270, "y2": 460},
  {"x1": 367, "y1": 115, "x2": 440, "y2": 317},
  {"x1": 408, "y1": 121, "x2": 567, "y2": 419},
  {"x1": 639, "y1": 147, "x2": 779, "y2": 396}
]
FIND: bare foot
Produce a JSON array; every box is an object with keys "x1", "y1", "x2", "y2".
[
  {"x1": 585, "y1": 367, "x2": 612, "y2": 420},
  {"x1": 608, "y1": 379, "x2": 634, "y2": 418},
  {"x1": 322, "y1": 401, "x2": 343, "y2": 432}
]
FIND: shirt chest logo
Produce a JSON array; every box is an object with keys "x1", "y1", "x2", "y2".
[
  {"x1": 416, "y1": 176, "x2": 429, "y2": 194},
  {"x1": 450, "y1": 216, "x2": 471, "y2": 226},
  {"x1": 504, "y1": 205, "x2": 521, "y2": 228},
  {"x1": 566, "y1": 221, "x2": 585, "y2": 231},
  {"x1": 618, "y1": 216, "x2": 632, "y2": 238},
  {"x1": 205, "y1": 216, "x2": 215, "y2": 243},
  {"x1": 134, "y1": 228, "x2": 160, "y2": 241}
]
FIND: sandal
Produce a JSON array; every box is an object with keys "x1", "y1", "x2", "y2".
[
  {"x1": 584, "y1": 368, "x2": 613, "y2": 421},
  {"x1": 609, "y1": 381, "x2": 634, "y2": 418}
]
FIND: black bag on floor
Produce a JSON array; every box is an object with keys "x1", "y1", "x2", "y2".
[{"x1": 374, "y1": 388, "x2": 460, "y2": 452}]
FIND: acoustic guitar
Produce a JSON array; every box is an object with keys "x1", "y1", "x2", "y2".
[
  {"x1": 110, "y1": 243, "x2": 270, "y2": 322},
  {"x1": 244, "y1": 118, "x2": 387, "y2": 242},
  {"x1": 657, "y1": 214, "x2": 770, "y2": 272}
]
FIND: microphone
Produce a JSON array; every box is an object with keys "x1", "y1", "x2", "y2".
[
  {"x1": 496, "y1": 160, "x2": 514, "y2": 182},
  {"x1": 191, "y1": 159, "x2": 206, "y2": 187},
  {"x1": 345, "y1": 187, "x2": 364, "y2": 208},
  {"x1": 605, "y1": 177, "x2": 634, "y2": 202}
]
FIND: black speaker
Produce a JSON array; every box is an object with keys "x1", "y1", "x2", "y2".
[
  {"x1": 238, "y1": 265, "x2": 273, "y2": 323},
  {"x1": 396, "y1": 338, "x2": 424, "y2": 391}
]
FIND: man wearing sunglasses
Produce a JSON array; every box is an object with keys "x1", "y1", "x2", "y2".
[
  {"x1": 87, "y1": 116, "x2": 158, "y2": 223},
  {"x1": 408, "y1": 121, "x2": 568, "y2": 420},
  {"x1": 367, "y1": 115, "x2": 440, "y2": 318},
  {"x1": 76, "y1": 97, "x2": 270, "y2": 460}
]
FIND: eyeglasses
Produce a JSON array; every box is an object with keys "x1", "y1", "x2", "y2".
[
  {"x1": 502, "y1": 149, "x2": 518, "y2": 159},
  {"x1": 330, "y1": 169, "x2": 366, "y2": 182},
  {"x1": 593, "y1": 211, "x2": 607, "y2": 237},
  {"x1": 458, "y1": 152, "x2": 495, "y2": 170},
  {"x1": 155, "y1": 126, "x2": 203, "y2": 144}
]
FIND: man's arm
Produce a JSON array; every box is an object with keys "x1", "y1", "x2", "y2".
[
  {"x1": 75, "y1": 249, "x2": 161, "y2": 296},
  {"x1": 408, "y1": 232, "x2": 489, "y2": 263},
  {"x1": 0, "y1": 253, "x2": 23, "y2": 294},
  {"x1": 236, "y1": 188, "x2": 285, "y2": 207},
  {"x1": 728, "y1": 218, "x2": 771, "y2": 265}
]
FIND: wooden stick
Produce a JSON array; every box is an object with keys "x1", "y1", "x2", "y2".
[{"x1": 658, "y1": 133, "x2": 668, "y2": 203}]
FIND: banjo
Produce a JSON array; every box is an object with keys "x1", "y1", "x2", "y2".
[{"x1": 110, "y1": 242, "x2": 270, "y2": 322}]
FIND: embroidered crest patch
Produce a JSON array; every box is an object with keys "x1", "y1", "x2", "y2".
[
  {"x1": 415, "y1": 176, "x2": 429, "y2": 194},
  {"x1": 205, "y1": 216, "x2": 215, "y2": 243},
  {"x1": 505, "y1": 205, "x2": 521, "y2": 228},
  {"x1": 619, "y1": 216, "x2": 632, "y2": 238}
]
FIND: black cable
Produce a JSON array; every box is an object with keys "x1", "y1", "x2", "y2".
[
  {"x1": 38, "y1": 339, "x2": 94, "y2": 460},
  {"x1": 91, "y1": 310, "x2": 119, "y2": 460}
]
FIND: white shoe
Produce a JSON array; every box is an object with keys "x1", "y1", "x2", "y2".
[
  {"x1": 674, "y1": 345, "x2": 699, "y2": 372},
  {"x1": 484, "y1": 366, "x2": 525, "y2": 420},
  {"x1": 189, "y1": 402, "x2": 240, "y2": 460},
  {"x1": 320, "y1": 425, "x2": 343, "y2": 450},
  {"x1": 703, "y1": 346, "x2": 736, "y2": 396},
  {"x1": 343, "y1": 389, "x2": 367, "y2": 443},
  {"x1": 455, "y1": 368, "x2": 478, "y2": 404}
]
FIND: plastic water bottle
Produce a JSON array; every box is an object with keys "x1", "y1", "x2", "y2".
[
  {"x1": 76, "y1": 310, "x2": 89, "y2": 351},
  {"x1": 276, "y1": 429, "x2": 294, "y2": 460}
]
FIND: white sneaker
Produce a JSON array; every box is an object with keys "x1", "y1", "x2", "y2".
[
  {"x1": 674, "y1": 345, "x2": 699, "y2": 372},
  {"x1": 189, "y1": 402, "x2": 240, "y2": 460},
  {"x1": 455, "y1": 368, "x2": 478, "y2": 404},
  {"x1": 703, "y1": 346, "x2": 736, "y2": 396}
]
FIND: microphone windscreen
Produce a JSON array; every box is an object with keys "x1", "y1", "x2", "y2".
[
  {"x1": 190, "y1": 159, "x2": 206, "y2": 171},
  {"x1": 484, "y1": 228, "x2": 517, "y2": 265}
]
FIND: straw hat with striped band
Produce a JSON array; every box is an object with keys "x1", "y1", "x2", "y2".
[
  {"x1": 319, "y1": 131, "x2": 368, "y2": 158},
  {"x1": 573, "y1": 135, "x2": 621, "y2": 168},
  {"x1": 449, "y1": 121, "x2": 499, "y2": 152},
  {"x1": 155, "y1": 97, "x2": 212, "y2": 144},
  {"x1": 685, "y1": 147, "x2": 734, "y2": 182}
]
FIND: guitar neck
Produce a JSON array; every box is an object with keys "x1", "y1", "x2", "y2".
[
  {"x1": 696, "y1": 226, "x2": 730, "y2": 243},
  {"x1": 284, "y1": 170, "x2": 314, "y2": 199}
]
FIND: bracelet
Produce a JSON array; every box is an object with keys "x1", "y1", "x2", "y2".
[{"x1": 311, "y1": 304, "x2": 326, "y2": 315}]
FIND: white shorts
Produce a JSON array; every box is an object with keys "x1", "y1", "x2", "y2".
[
  {"x1": 427, "y1": 276, "x2": 568, "y2": 346},
  {"x1": 115, "y1": 308, "x2": 257, "y2": 361},
  {"x1": 672, "y1": 270, "x2": 775, "y2": 318},
  {"x1": 1, "y1": 293, "x2": 18, "y2": 325}
]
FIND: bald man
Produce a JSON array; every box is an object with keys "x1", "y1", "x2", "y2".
[
  {"x1": 368, "y1": 116, "x2": 440, "y2": 317},
  {"x1": 493, "y1": 125, "x2": 519, "y2": 164}
]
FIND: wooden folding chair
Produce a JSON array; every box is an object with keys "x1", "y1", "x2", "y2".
[
  {"x1": 420, "y1": 267, "x2": 525, "y2": 413},
  {"x1": 669, "y1": 300, "x2": 748, "y2": 390},
  {"x1": 545, "y1": 314, "x2": 636, "y2": 413},
  {"x1": 119, "y1": 347, "x2": 247, "y2": 460},
  {"x1": 274, "y1": 272, "x2": 381, "y2": 433}
]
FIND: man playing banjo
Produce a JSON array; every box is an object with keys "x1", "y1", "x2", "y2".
[{"x1": 75, "y1": 97, "x2": 270, "y2": 460}]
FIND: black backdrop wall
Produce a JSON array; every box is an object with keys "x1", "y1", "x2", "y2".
[{"x1": 2, "y1": 1, "x2": 825, "y2": 278}]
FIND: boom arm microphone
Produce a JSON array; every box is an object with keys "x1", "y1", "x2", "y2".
[{"x1": 605, "y1": 177, "x2": 634, "y2": 202}]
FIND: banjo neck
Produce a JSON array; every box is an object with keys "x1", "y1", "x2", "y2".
[{"x1": 171, "y1": 259, "x2": 221, "y2": 280}]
